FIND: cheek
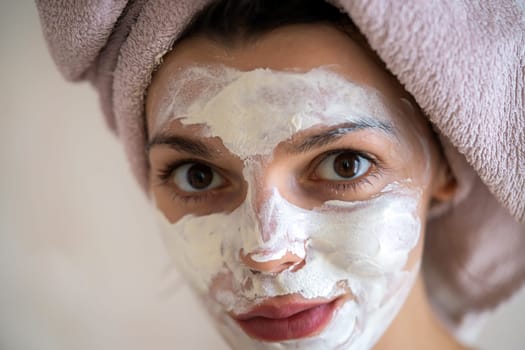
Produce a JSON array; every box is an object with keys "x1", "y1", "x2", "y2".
[
  {"x1": 314, "y1": 194, "x2": 422, "y2": 278},
  {"x1": 156, "y1": 212, "x2": 226, "y2": 294},
  {"x1": 151, "y1": 189, "x2": 185, "y2": 223}
]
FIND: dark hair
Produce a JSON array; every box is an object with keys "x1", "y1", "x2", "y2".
[{"x1": 177, "y1": 0, "x2": 361, "y2": 47}]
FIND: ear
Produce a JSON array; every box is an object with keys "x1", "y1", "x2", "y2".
[{"x1": 431, "y1": 163, "x2": 458, "y2": 203}]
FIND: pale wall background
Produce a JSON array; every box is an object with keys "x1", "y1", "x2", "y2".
[{"x1": 1, "y1": 2, "x2": 524, "y2": 349}]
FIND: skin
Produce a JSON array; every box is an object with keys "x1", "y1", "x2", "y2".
[{"x1": 145, "y1": 23, "x2": 467, "y2": 349}]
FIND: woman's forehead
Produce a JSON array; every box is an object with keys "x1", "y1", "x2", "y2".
[
  {"x1": 145, "y1": 24, "x2": 432, "y2": 159},
  {"x1": 149, "y1": 66, "x2": 407, "y2": 158},
  {"x1": 146, "y1": 24, "x2": 418, "y2": 127}
]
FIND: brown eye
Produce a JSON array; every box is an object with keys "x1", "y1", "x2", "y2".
[
  {"x1": 333, "y1": 152, "x2": 359, "y2": 178},
  {"x1": 187, "y1": 163, "x2": 213, "y2": 189},
  {"x1": 317, "y1": 151, "x2": 371, "y2": 180},
  {"x1": 172, "y1": 163, "x2": 225, "y2": 192}
]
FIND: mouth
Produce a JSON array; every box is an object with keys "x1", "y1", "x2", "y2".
[{"x1": 231, "y1": 294, "x2": 345, "y2": 342}]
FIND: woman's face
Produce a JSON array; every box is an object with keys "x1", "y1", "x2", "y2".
[{"x1": 146, "y1": 24, "x2": 446, "y2": 349}]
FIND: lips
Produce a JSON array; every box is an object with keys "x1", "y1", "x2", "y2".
[{"x1": 232, "y1": 295, "x2": 342, "y2": 342}]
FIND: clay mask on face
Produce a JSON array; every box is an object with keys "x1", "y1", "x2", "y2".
[{"x1": 152, "y1": 66, "x2": 427, "y2": 349}]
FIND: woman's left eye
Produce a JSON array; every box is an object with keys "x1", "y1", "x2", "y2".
[{"x1": 315, "y1": 151, "x2": 371, "y2": 181}]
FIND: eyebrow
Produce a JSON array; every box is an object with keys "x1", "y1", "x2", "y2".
[
  {"x1": 146, "y1": 133, "x2": 213, "y2": 158},
  {"x1": 146, "y1": 119, "x2": 395, "y2": 157},
  {"x1": 290, "y1": 120, "x2": 396, "y2": 154}
]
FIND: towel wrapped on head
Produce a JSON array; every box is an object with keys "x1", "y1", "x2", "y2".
[{"x1": 36, "y1": 0, "x2": 525, "y2": 336}]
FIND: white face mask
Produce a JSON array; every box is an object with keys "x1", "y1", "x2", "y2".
[{"x1": 153, "y1": 66, "x2": 425, "y2": 349}]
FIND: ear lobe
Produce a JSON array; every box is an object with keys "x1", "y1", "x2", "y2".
[{"x1": 431, "y1": 166, "x2": 458, "y2": 203}]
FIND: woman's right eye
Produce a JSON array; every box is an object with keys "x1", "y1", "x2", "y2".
[{"x1": 171, "y1": 162, "x2": 225, "y2": 192}]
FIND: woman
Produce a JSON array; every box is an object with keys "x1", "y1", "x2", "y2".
[{"x1": 37, "y1": 0, "x2": 525, "y2": 349}]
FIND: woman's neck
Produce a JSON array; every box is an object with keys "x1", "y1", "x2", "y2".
[{"x1": 374, "y1": 275, "x2": 470, "y2": 350}]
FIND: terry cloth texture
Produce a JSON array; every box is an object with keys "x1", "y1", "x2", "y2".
[{"x1": 36, "y1": 0, "x2": 525, "y2": 335}]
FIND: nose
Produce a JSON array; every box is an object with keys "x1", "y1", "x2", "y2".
[
  {"x1": 240, "y1": 161, "x2": 306, "y2": 274},
  {"x1": 240, "y1": 250, "x2": 305, "y2": 274}
]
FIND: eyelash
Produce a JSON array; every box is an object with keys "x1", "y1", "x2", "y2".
[
  {"x1": 322, "y1": 169, "x2": 381, "y2": 192},
  {"x1": 154, "y1": 149, "x2": 385, "y2": 203},
  {"x1": 155, "y1": 159, "x2": 220, "y2": 204}
]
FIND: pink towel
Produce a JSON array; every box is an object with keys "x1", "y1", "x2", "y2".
[{"x1": 36, "y1": 0, "x2": 525, "y2": 333}]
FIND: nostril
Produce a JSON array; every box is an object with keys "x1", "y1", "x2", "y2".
[
  {"x1": 291, "y1": 259, "x2": 306, "y2": 272},
  {"x1": 282, "y1": 261, "x2": 294, "y2": 268}
]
